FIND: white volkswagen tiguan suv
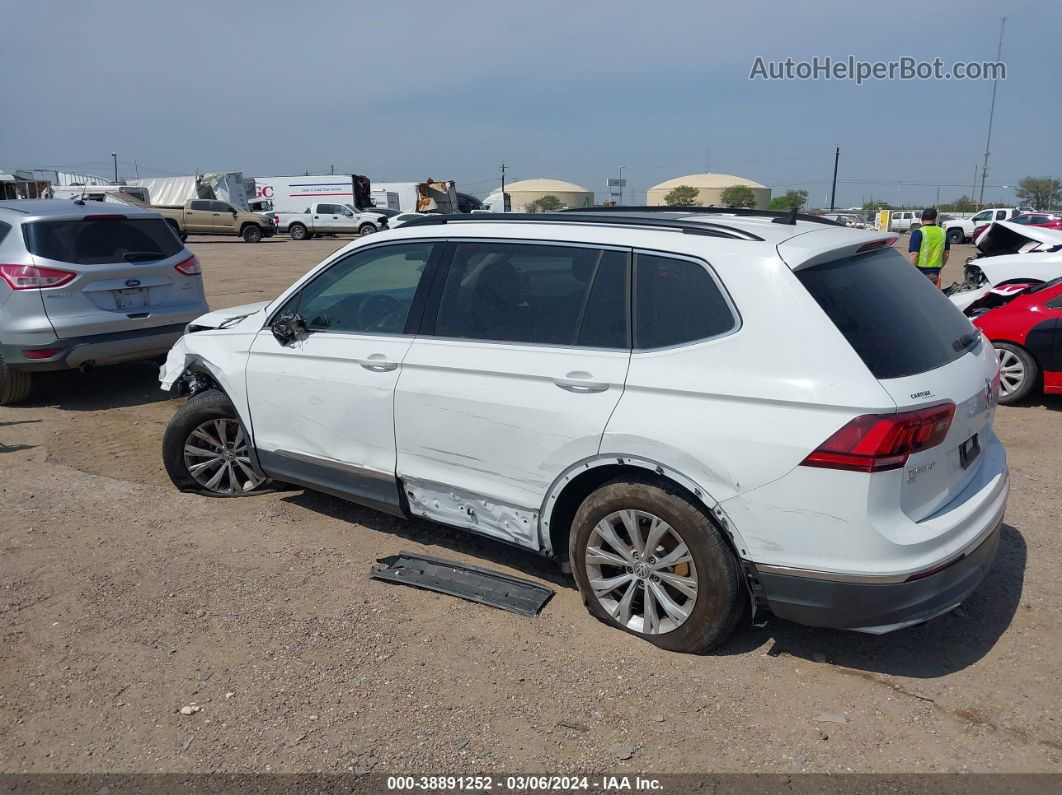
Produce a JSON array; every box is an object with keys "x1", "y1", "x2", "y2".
[{"x1": 159, "y1": 209, "x2": 1007, "y2": 653}]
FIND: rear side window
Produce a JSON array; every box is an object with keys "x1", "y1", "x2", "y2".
[
  {"x1": 634, "y1": 253, "x2": 737, "y2": 349},
  {"x1": 434, "y1": 242, "x2": 628, "y2": 348},
  {"x1": 24, "y1": 218, "x2": 183, "y2": 264},
  {"x1": 796, "y1": 248, "x2": 973, "y2": 380}
]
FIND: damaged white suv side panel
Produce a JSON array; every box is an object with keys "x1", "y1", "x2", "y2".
[{"x1": 160, "y1": 212, "x2": 1008, "y2": 654}]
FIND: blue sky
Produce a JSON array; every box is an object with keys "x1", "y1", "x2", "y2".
[{"x1": 4, "y1": 0, "x2": 1059, "y2": 207}]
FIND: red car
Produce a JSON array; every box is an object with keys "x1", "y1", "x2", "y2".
[
  {"x1": 974, "y1": 212, "x2": 1062, "y2": 243},
  {"x1": 965, "y1": 278, "x2": 1062, "y2": 404}
]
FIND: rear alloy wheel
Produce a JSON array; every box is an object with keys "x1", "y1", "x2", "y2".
[
  {"x1": 242, "y1": 224, "x2": 263, "y2": 243},
  {"x1": 570, "y1": 478, "x2": 743, "y2": 654},
  {"x1": 0, "y1": 354, "x2": 32, "y2": 405},
  {"x1": 162, "y1": 389, "x2": 268, "y2": 496},
  {"x1": 289, "y1": 223, "x2": 308, "y2": 241},
  {"x1": 994, "y1": 342, "x2": 1038, "y2": 405}
]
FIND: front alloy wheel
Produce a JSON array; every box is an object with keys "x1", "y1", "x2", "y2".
[
  {"x1": 585, "y1": 509, "x2": 698, "y2": 634},
  {"x1": 184, "y1": 418, "x2": 264, "y2": 494},
  {"x1": 162, "y1": 389, "x2": 270, "y2": 497}
]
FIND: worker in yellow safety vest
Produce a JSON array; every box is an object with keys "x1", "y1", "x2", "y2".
[{"x1": 907, "y1": 207, "x2": 950, "y2": 288}]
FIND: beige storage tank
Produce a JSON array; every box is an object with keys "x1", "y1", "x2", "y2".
[
  {"x1": 646, "y1": 173, "x2": 771, "y2": 209},
  {"x1": 496, "y1": 178, "x2": 594, "y2": 212}
]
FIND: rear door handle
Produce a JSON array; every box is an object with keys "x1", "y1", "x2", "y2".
[
  {"x1": 357, "y1": 354, "x2": 398, "y2": 372},
  {"x1": 553, "y1": 371, "x2": 608, "y2": 393}
]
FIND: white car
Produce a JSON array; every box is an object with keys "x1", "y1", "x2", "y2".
[
  {"x1": 159, "y1": 210, "x2": 1007, "y2": 653},
  {"x1": 948, "y1": 221, "x2": 1062, "y2": 310}
]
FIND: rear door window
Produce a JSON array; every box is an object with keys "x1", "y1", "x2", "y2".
[
  {"x1": 189, "y1": 200, "x2": 211, "y2": 211},
  {"x1": 796, "y1": 248, "x2": 974, "y2": 380},
  {"x1": 24, "y1": 217, "x2": 184, "y2": 264},
  {"x1": 634, "y1": 253, "x2": 737, "y2": 349},
  {"x1": 433, "y1": 242, "x2": 628, "y2": 348}
]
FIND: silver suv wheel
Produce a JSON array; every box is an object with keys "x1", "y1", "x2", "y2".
[{"x1": 584, "y1": 509, "x2": 699, "y2": 635}]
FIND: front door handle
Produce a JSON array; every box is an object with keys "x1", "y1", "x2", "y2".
[
  {"x1": 553, "y1": 371, "x2": 608, "y2": 393},
  {"x1": 357, "y1": 354, "x2": 398, "y2": 372}
]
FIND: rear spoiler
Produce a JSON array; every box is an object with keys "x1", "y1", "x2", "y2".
[{"x1": 777, "y1": 228, "x2": 899, "y2": 271}]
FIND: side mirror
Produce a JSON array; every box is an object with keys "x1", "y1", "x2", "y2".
[
  {"x1": 271, "y1": 311, "x2": 307, "y2": 346},
  {"x1": 232, "y1": 210, "x2": 238, "y2": 217}
]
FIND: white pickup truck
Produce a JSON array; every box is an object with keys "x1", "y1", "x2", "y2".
[
  {"x1": 943, "y1": 208, "x2": 1023, "y2": 244},
  {"x1": 275, "y1": 202, "x2": 388, "y2": 241}
]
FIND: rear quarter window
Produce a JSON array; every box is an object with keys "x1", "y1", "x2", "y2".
[
  {"x1": 0, "y1": 220, "x2": 10, "y2": 245},
  {"x1": 634, "y1": 253, "x2": 737, "y2": 349},
  {"x1": 796, "y1": 248, "x2": 974, "y2": 380},
  {"x1": 24, "y1": 218, "x2": 184, "y2": 265}
]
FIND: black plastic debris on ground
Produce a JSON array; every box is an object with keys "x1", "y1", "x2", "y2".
[{"x1": 370, "y1": 551, "x2": 554, "y2": 617}]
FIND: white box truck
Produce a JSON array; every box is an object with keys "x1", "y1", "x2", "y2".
[{"x1": 252, "y1": 175, "x2": 402, "y2": 214}]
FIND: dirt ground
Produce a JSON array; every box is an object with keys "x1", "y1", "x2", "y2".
[{"x1": 2, "y1": 232, "x2": 1060, "y2": 775}]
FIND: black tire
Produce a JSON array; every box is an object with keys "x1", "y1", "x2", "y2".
[
  {"x1": 357, "y1": 223, "x2": 376, "y2": 236},
  {"x1": 947, "y1": 227, "x2": 965, "y2": 244},
  {"x1": 994, "y1": 342, "x2": 1039, "y2": 405},
  {"x1": 0, "y1": 354, "x2": 32, "y2": 405},
  {"x1": 241, "y1": 224, "x2": 263, "y2": 243},
  {"x1": 162, "y1": 389, "x2": 270, "y2": 497},
  {"x1": 289, "y1": 223, "x2": 308, "y2": 241},
  {"x1": 569, "y1": 477, "x2": 743, "y2": 654}
]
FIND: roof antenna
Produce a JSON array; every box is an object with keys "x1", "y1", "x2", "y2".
[{"x1": 773, "y1": 205, "x2": 799, "y2": 225}]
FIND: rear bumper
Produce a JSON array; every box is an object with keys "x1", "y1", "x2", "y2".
[
  {"x1": 753, "y1": 517, "x2": 1002, "y2": 633},
  {"x1": 2, "y1": 323, "x2": 186, "y2": 371}
]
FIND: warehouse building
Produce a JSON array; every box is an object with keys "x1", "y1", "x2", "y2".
[
  {"x1": 647, "y1": 173, "x2": 770, "y2": 209},
  {"x1": 487, "y1": 178, "x2": 594, "y2": 212}
]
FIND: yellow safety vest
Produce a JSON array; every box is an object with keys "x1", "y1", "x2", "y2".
[{"x1": 917, "y1": 224, "x2": 945, "y2": 269}]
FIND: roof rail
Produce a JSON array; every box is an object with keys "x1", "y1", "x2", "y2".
[
  {"x1": 566, "y1": 205, "x2": 843, "y2": 227},
  {"x1": 397, "y1": 212, "x2": 763, "y2": 241}
]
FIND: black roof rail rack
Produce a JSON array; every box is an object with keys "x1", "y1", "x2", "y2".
[
  {"x1": 566, "y1": 205, "x2": 843, "y2": 227},
  {"x1": 398, "y1": 212, "x2": 764, "y2": 241}
]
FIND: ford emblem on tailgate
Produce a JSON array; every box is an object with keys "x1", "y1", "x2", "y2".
[{"x1": 125, "y1": 279, "x2": 141, "y2": 287}]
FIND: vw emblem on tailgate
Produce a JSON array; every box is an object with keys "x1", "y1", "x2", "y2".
[{"x1": 125, "y1": 279, "x2": 141, "y2": 288}]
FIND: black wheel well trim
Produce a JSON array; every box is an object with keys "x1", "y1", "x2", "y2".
[
  {"x1": 538, "y1": 454, "x2": 747, "y2": 562},
  {"x1": 240, "y1": 221, "x2": 262, "y2": 231},
  {"x1": 992, "y1": 337, "x2": 1042, "y2": 368}
]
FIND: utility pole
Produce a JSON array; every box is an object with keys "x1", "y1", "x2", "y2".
[
  {"x1": 134, "y1": 160, "x2": 139, "y2": 180},
  {"x1": 500, "y1": 163, "x2": 507, "y2": 194},
  {"x1": 618, "y1": 166, "x2": 625, "y2": 206},
  {"x1": 111, "y1": 152, "x2": 118, "y2": 183},
  {"x1": 979, "y1": 17, "x2": 1006, "y2": 205},
  {"x1": 829, "y1": 147, "x2": 839, "y2": 211},
  {"x1": 935, "y1": 185, "x2": 941, "y2": 206},
  {"x1": 705, "y1": 146, "x2": 710, "y2": 173},
  {"x1": 330, "y1": 164, "x2": 334, "y2": 175}
]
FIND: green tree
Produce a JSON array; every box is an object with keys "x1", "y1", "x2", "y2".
[
  {"x1": 526, "y1": 194, "x2": 563, "y2": 213},
  {"x1": 862, "y1": 198, "x2": 890, "y2": 213},
  {"x1": 663, "y1": 185, "x2": 699, "y2": 206},
  {"x1": 768, "y1": 189, "x2": 808, "y2": 211},
  {"x1": 720, "y1": 184, "x2": 757, "y2": 208},
  {"x1": 940, "y1": 195, "x2": 976, "y2": 213},
  {"x1": 1015, "y1": 176, "x2": 1062, "y2": 210}
]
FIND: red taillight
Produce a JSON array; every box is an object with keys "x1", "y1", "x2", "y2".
[
  {"x1": 23, "y1": 348, "x2": 60, "y2": 360},
  {"x1": 0, "y1": 264, "x2": 77, "y2": 290},
  {"x1": 174, "y1": 255, "x2": 201, "y2": 276},
  {"x1": 801, "y1": 404, "x2": 956, "y2": 473}
]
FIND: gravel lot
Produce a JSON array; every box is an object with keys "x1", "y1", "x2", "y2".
[{"x1": 2, "y1": 232, "x2": 1060, "y2": 775}]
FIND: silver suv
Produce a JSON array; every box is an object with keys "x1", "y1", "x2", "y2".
[{"x1": 0, "y1": 200, "x2": 209, "y2": 404}]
